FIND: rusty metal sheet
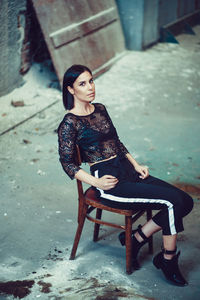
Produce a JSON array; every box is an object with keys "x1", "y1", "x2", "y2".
[
  {"x1": 177, "y1": 0, "x2": 195, "y2": 18},
  {"x1": 158, "y1": 0, "x2": 178, "y2": 28},
  {"x1": 31, "y1": 0, "x2": 125, "y2": 84},
  {"x1": 196, "y1": 0, "x2": 200, "y2": 9}
]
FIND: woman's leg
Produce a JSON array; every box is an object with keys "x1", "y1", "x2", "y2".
[
  {"x1": 142, "y1": 175, "x2": 194, "y2": 219},
  {"x1": 153, "y1": 233, "x2": 187, "y2": 286},
  {"x1": 134, "y1": 219, "x2": 161, "y2": 242},
  {"x1": 134, "y1": 221, "x2": 177, "y2": 260},
  {"x1": 101, "y1": 178, "x2": 189, "y2": 236},
  {"x1": 135, "y1": 219, "x2": 177, "y2": 259},
  {"x1": 133, "y1": 221, "x2": 187, "y2": 286},
  {"x1": 162, "y1": 234, "x2": 177, "y2": 259},
  {"x1": 92, "y1": 160, "x2": 192, "y2": 285},
  {"x1": 108, "y1": 178, "x2": 191, "y2": 286},
  {"x1": 134, "y1": 218, "x2": 178, "y2": 259}
]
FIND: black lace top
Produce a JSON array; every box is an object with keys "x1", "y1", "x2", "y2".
[{"x1": 58, "y1": 103, "x2": 129, "y2": 179}]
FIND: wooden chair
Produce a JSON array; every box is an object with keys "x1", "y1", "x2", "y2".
[{"x1": 70, "y1": 145, "x2": 153, "y2": 274}]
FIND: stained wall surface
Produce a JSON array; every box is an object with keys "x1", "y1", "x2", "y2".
[
  {"x1": 1, "y1": 0, "x2": 200, "y2": 96},
  {"x1": 0, "y1": 0, "x2": 26, "y2": 96}
]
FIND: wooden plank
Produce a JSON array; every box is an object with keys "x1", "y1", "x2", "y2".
[
  {"x1": 31, "y1": 0, "x2": 125, "y2": 84},
  {"x1": 50, "y1": 7, "x2": 118, "y2": 48}
]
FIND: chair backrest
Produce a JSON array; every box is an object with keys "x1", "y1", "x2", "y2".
[
  {"x1": 75, "y1": 145, "x2": 86, "y2": 223},
  {"x1": 75, "y1": 144, "x2": 84, "y2": 197},
  {"x1": 75, "y1": 144, "x2": 82, "y2": 166}
]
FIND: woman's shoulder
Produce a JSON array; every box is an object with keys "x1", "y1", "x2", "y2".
[
  {"x1": 94, "y1": 102, "x2": 106, "y2": 111},
  {"x1": 57, "y1": 112, "x2": 77, "y2": 132},
  {"x1": 62, "y1": 112, "x2": 77, "y2": 123}
]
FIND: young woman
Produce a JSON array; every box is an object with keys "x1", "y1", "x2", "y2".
[{"x1": 58, "y1": 64, "x2": 193, "y2": 286}]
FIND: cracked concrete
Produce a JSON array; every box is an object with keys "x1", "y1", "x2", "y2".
[{"x1": 0, "y1": 26, "x2": 200, "y2": 299}]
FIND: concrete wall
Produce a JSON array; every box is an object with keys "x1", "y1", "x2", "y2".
[
  {"x1": 143, "y1": 0, "x2": 159, "y2": 48},
  {"x1": 1, "y1": 0, "x2": 200, "y2": 96},
  {"x1": 116, "y1": 0, "x2": 159, "y2": 50},
  {"x1": 116, "y1": 0, "x2": 200, "y2": 50},
  {"x1": 0, "y1": 0, "x2": 26, "y2": 97},
  {"x1": 115, "y1": 0, "x2": 144, "y2": 50}
]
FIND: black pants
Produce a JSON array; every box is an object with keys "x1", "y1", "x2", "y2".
[{"x1": 90, "y1": 156, "x2": 193, "y2": 235}]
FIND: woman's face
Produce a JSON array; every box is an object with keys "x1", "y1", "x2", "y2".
[{"x1": 68, "y1": 71, "x2": 95, "y2": 103}]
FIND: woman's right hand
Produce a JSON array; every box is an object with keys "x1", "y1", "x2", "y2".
[{"x1": 96, "y1": 175, "x2": 118, "y2": 190}]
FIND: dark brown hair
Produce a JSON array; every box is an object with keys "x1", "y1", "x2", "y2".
[{"x1": 62, "y1": 64, "x2": 92, "y2": 110}]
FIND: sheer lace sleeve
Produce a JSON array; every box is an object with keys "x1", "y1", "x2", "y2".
[
  {"x1": 58, "y1": 114, "x2": 81, "y2": 180},
  {"x1": 103, "y1": 104, "x2": 129, "y2": 156}
]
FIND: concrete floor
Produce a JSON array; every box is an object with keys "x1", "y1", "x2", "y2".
[{"x1": 0, "y1": 26, "x2": 200, "y2": 299}]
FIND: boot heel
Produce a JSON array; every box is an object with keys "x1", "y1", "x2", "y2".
[
  {"x1": 153, "y1": 249, "x2": 188, "y2": 286},
  {"x1": 118, "y1": 229, "x2": 138, "y2": 246},
  {"x1": 118, "y1": 232, "x2": 125, "y2": 246},
  {"x1": 153, "y1": 255, "x2": 160, "y2": 269},
  {"x1": 119, "y1": 226, "x2": 149, "y2": 270}
]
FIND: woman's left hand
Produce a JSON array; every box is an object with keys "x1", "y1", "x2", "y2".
[{"x1": 134, "y1": 164, "x2": 149, "y2": 179}]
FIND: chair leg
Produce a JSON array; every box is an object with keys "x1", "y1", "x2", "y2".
[
  {"x1": 125, "y1": 216, "x2": 133, "y2": 274},
  {"x1": 93, "y1": 208, "x2": 102, "y2": 242},
  {"x1": 70, "y1": 204, "x2": 88, "y2": 260},
  {"x1": 147, "y1": 209, "x2": 153, "y2": 254}
]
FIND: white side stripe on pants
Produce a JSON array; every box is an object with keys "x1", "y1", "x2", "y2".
[{"x1": 94, "y1": 170, "x2": 176, "y2": 235}]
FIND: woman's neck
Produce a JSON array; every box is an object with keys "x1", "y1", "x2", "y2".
[{"x1": 69, "y1": 101, "x2": 94, "y2": 116}]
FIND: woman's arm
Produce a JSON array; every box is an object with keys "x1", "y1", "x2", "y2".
[
  {"x1": 58, "y1": 115, "x2": 81, "y2": 179},
  {"x1": 126, "y1": 153, "x2": 149, "y2": 179},
  {"x1": 75, "y1": 169, "x2": 118, "y2": 190}
]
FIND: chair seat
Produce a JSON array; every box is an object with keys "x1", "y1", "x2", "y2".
[{"x1": 85, "y1": 187, "x2": 137, "y2": 216}]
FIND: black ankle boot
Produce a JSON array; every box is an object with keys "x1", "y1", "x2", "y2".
[
  {"x1": 153, "y1": 247, "x2": 188, "y2": 286},
  {"x1": 118, "y1": 225, "x2": 149, "y2": 270}
]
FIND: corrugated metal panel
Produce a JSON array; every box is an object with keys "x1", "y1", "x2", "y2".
[
  {"x1": 158, "y1": 0, "x2": 178, "y2": 28},
  {"x1": 31, "y1": 0, "x2": 125, "y2": 84},
  {"x1": 195, "y1": 0, "x2": 200, "y2": 9},
  {"x1": 159, "y1": 0, "x2": 199, "y2": 28},
  {"x1": 177, "y1": 0, "x2": 196, "y2": 18}
]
